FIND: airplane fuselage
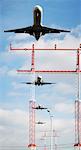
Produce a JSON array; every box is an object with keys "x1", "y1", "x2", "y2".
[
  {"x1": 35, "y1": 76, "x2": 43, "y2": 85},
  {"x1": 34, "y1": 6, "x2": 41, "y2": 26},
  {"x1": 33, "y1": 6, "x2": 42, "y2": 40},
  {"x1": 35, "y1": 81, "x2": 41, "y2": 86}
]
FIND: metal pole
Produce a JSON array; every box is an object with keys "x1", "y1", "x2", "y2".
[
  {"x1": 50, "y1": 116, "x2": 53, "y2": 150},
  {"x1": 53, "y1": 130, "x2": 57, "y2": 150},
  {"x1": 47, "y1": 110, "x2": 53, "y2": 150},
  {"x1": 77, "y1": 49, "x2": 80, "y2": 150}
]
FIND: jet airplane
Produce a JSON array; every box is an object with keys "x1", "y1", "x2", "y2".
[
  {"x1": 32, "y1": 105, "x2": 48, "y2": 110},
  {"x1": 4, "y1": 5, "x2": 70, "y2": 40},
  {"x1": 36, "y1": 121, "x2": 46, "y2": 124},
  {"x1": 21, "y1": 76, "x2": 56, "y2": 86}
]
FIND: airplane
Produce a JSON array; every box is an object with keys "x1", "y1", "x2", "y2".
[
  {"x1": 21, "y1": 76, "x2": 56, "y2": 86},
  {"x1": 36, "y1": 121, "x2": 46, "y2": 124},
  {"x1": 32, "y1": 105, "x2": 48, "y2": 110},
  {"x1": 4, "y1": 5, "x2": 70, "y2": 40}
]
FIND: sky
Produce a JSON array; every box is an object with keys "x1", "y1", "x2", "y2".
[{"x1": 0, "y1": 0, "x2": 81, "y2": 150}]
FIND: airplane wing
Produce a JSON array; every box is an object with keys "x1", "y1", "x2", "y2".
[
  {"x1": 42, "y1": 26, "x2": 70, "y2": 35},
  {"x1": 42, "y1": 82, "x2": 56, "y2": 85},
  {"x1": 21, "y1": 82, "x2": 32, "y2": 84},
  {"x1": 4, "y1": 26, "x2": 33, "y2": 35},
  {"x1": 39, "y1": 108, "x2": 47, "y2": 109}
]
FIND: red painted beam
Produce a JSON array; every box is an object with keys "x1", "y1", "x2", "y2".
[
  {"x1": 10, "y1": 44, "x2": 81, "y2": 51},
  {"x1": 10, "y1": 48, "x2": 81, "y2": 51},
  {"x1": 17, "y1": 70, "x2": 81, "y2": 73}
]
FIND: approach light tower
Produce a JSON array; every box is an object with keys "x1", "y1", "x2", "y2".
[
  {"x1": 28, "y1": 101, "x2": 36, "y2": 150},
  {"x1": 74, "y1": 100, "x2": 81, "y2": 150},
  {"x1": 10, "y1": 43, "x2": 81, "y2": 150},
  {"x1": 74, "y1": 47, "x2": 81, "y2": 150}
]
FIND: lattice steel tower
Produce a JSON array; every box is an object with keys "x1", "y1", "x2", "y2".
[{"x1": 28, "y1": 101, "x2": 36, "y2": 150}]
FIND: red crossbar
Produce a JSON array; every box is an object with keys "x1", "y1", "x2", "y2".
[
  {"x1": 10, "y1": 44, "x2": 81, "y2": 51},
  {"x1": 17, "y1": 70, "x2": 81, "y2": 73}
]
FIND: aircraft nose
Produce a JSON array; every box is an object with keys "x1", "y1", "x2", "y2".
[{"x1": 34, "y1": 5, "x2": 42, "y2": 12}]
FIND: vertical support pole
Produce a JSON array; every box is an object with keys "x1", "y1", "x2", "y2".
[
  {"x1": 74, "y1": 101, "x2": 81, "y2": 149},
  {"x1": 28, "y1": 45, "x2": 36, "y2": 150},
  {"x1": 44, "y1": 132, "x2": 47, "y2": 150},
  {"x1": 50, "y1": 115, "x2": 53, "y2": 150},
  {"x1": 30, "y1": 44, "x2": 36, "y2": 100},
  {"x1": 28, "y1": 101, "x2": 36, "y2": 149},
  {"x1": 77, "y1": 49, "x2": 80, "y2": 150},
  {"x1": 74, "y1": 49, "x2": 81, "y2": 150},
  {"x1": 53, "y1": 130, "x2": 55, "y2": 150},
  {"x1": 47, "y1": 110, "x2": 53, "y2": 150},
  {"x1": 75, "y1": 101, "x2": 77, "y2": 148},
  {"x1": 31, "y1": 44, "x2": 35, "y2": 72},
  {"x1": 10, "y1": 43, "x2": 12, "y2": 50}
]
